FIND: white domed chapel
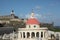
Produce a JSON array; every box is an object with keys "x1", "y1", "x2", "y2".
[{"x1": 17, "y1": 11, "x2": 48, "y2": 40}]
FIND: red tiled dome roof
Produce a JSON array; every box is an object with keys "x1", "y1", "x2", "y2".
[{"x1": 26, "y1": 18, "x2": 40, "y2": 25}]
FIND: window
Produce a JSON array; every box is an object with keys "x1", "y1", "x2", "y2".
[
  {"x1": 36, "y1": 32, "x2": 39, "y2": 38},
  {"x1": 31, "y1": 32, "x2": 35, "y2": 38},
  {"x1": 23, "y1": 32, "x2": 25, "y2": 38},
  {"x1": 34, "y1": 25, "x2": 36, "y2": 28},
  {"x1": 29, "y1": 25, "x2": 30, "y2": 28},
  {"x1": 27, "y1": 32, "x2": 30, "y2": 38},
  {"x1": 41, "y1": 32, "x2": 43, "y2": 38}
]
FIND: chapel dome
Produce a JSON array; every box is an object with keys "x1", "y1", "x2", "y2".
[{"x1": 26, "y1": 18, "x2": 40, "y2": 25}]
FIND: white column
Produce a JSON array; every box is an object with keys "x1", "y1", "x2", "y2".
[
  {"x1": 39, "y1": 32, "x2": 41, "y2": 38},
  {"x1": 30, "y1": 32, "x2": 31, "y2": 38},
  {"x1": 18, "y1": 31, "x2": 19, "y2": 38},
  {"x1": 43, "y1": 32, "x2": 44, "y2": 38},
  {"x1": 35, "y1": 32, "x2": 36, "y2": 38},
  {"x1": 25, "y1": 32, "x2": 27, "y2": 38},
  {"x1": 22, "y1": 32, "x2": 23, "y2": 38},
  {"x1": 19, "y1": 32, "x2": 21, "y2": 38},
  {"x1": 45, "y1": 31, "x2": 48, "y2": 39},
  {"x1": 18, "y1": 31, "x2": 20, "y2": 40}
]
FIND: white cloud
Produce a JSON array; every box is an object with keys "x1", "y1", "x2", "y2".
[
  {"x1": 35, "y1": 13, "x2": 42, "y2": 18},
  {"x1": 35, "y1": 5, "x2": 41, "y2": 10},
  {"x1": 49, "y1": 2, "x2": 59, "y2": 7},
  {"x1": 25, "y1": 13, "x2": 30, "y2": 18}
]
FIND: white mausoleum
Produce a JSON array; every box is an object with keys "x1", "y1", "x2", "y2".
[{"x1": 17, "y1": 11, "x2": 48, "y2": 40}]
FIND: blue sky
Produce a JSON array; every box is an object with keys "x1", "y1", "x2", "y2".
[{"x1": 0, "y1": 0, "x2": 60, "y2": 26}]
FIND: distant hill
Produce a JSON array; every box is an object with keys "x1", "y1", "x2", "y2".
[
  {"x1": 0, "y1": 16, "x2": 60, "y2": 32},
  {"x1": 54, "y1": 26, "x2": 60, "y2": 28}
]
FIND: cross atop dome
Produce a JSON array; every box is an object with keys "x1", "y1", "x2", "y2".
[{"x1": 30, "y1": 9, "x2": 35, "y2": 18}]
